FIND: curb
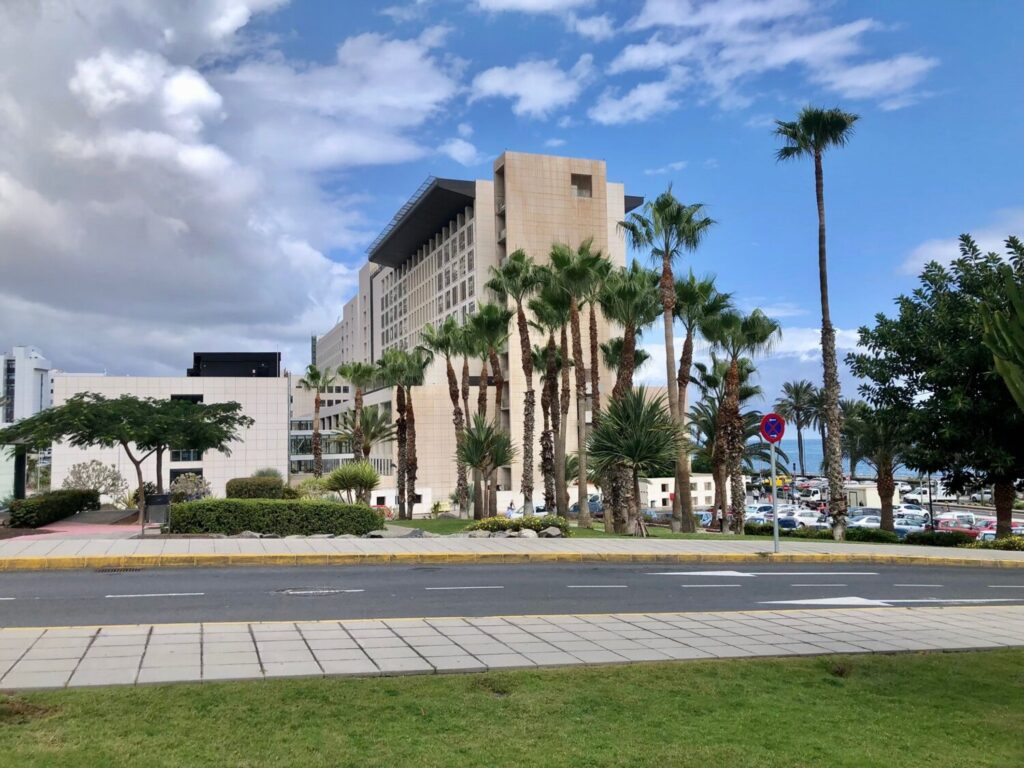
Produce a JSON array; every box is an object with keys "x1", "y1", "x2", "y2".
[{"x1": 0, "y1": 551, "x2": 1022, "y2": 571}]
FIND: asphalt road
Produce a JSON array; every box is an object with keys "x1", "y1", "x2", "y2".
[{"x1": 2, "y1": 563, "x2": 1024, "y2": 627}]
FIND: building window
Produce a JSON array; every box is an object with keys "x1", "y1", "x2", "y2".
[
  {"x1": 437, "y1": 274, "x2": 443, "y2": 291},
  {"x1": 170, "y1": 448, "x2": 203, "y2": 463},
  {"x1": 170, "y1": 394, "x2": 203, "y2": 404},
  {"x1": 570, "y1": 173, "x2": 593, "y2": 198},
  {"x1": 343, "y1": 386, "x2": 350, "y2": 394},
  {"x1": 467, "y1": 250, "x2": 474, "y2": 271},
  {"x1": 468, "y1": 276, "x2": 475, "y2": 296},
  {"x1": 661, "y1": 483, "x2": 669, "y2": 492},
  {"x1": 460, "y1": 281, "x2": 467, "y2": 301},
  {"x1": 467, "y1": 224, "x2": 473, "y2": 245},
  {"x1": 445, "y1": 292, "x2": 451, "y2": 310}
]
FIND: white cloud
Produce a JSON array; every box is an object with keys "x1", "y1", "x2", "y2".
[
  {"x1": 813, "y1": 54, "x2": 938, "y2": 108},
  {"x1": 382, "y1": 0, "x2": 432, "y2": 22},
  {"x1": 703, "y1": 157, "x2": 719, "y2": 169},
  {"x1": 475, "y1": 0, "x2": 591, "y2": 11},
  {"x1": 588, "y1": 67, "x2": 687, "y2": 125},
  {"x1": 457, "y1": 122, "x2": 473, "y2": 138},
  {"x1": 0, "y1": 2, "x2": 460, "y2": 376},
  {"x1": 472, "y1": 55, "x2": 593, "y2": 118},
  {"x1": 568, "y1": 14, "x2": 616, "y2": 41},
  {"x1": 544, "y1": 137, "x2": 567, "y2": 147},
  {"x1": 902, "y1": 208, "x2": 1024, "y2": 275},
  {"x1": 644, "y1": 159, "x2": 687, "y2": 175},
  {"x1": 439, "y1": 137, "x2": 485, "y2": 166}
]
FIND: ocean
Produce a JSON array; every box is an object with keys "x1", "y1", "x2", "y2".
[{"x1": 752, "y1": 436, "x2": 926, "y2": 481}]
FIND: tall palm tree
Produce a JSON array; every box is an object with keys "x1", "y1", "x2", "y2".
[
  {"x1": 774, "y1": 379, "x2": 816, "y2": 475},
  {"x1": 337, "y1": 361, "x2": 377, "y2": 475},
  {"x1": 845, "y1": 405, "x2": 905, "y2": 532},
  {"x1": 297, "y1": 364, "x2": 337, "y2": 478},
  {"x1": 585, "y1": 255, "x2": 613, "y2": 427},
  {"x1": 600, "y1": 337, "x2": 651, "y2": 376},
  {"x1": 531, "y1": 342, "x2": 565, "y2": 512},
  {"x1": 376, "y1": 349, "x2": 410, "y2": 518},
  {"x1": 589, "y1": 387, "x2": 684, "y2": 534},
  {"x1": 806, "y1": 385, "x2": 828, "y2": 475},
  {"x1": 486, "y1": 250, "x2": 541, "y2": 514},
  {"x1": 674, "y1": 272, "x2": 733, "y2": 531},
  {"x1": 840, "y1": 398, "x2": 871, "y2": 480},
  {"x1": 705, "y1": 310, "x2": 781, "y2": 531},
  {"x1": 401, "y1": 348, "x2": 429, "y2": 519},
  {"x1": 339, "y1": 406, "x2": 395, "y2": 461},
  {"x1": 419, "y1": 318, "x2": 469, "y2": 514},
  {"x1": 775, "y1": 106, "x2": 860, "y2": 535},
  {"x1": 599, "y1": 263, "x2": 662, "y2": 402},
  {"x1": 549, "y1": 240, "x2": 605, "y2": 528},
  {"x1": 620, "y1": 188, "x2": 716, "y2": 527},
  {"x1": 457, "y1": 414, "x2": 517, "y2": 521},
  {"x1": 469, "y1": 303, "x2": 512, "y2": 517}
]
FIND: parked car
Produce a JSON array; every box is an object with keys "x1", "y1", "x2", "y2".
[
  {"x1": 934, "y1": 519, "x2": 982, "y2": 539},
  {"x1": 970, "y1": 490, "x2": 993, "y2": 503},
  {"x1": 978, "y1": 525, "x2": 1024, "y2": 541},
  {"x1": 894, "y1": 520, "x2": 927, "y2": 539},
  {"x1": 695, "y1": 510, "x2": 714, "y2": 527},
  {"x1": 783, "y1": 509, "x2": 828, "y2": 529},
  {"x1": 892, "y1": 502, "x2": 927, "y2": 516},
  {"x1": 848, "y1": 515, "x2": 881, "y2": 529},
  {"x1": 895, "y1": 481, "x2": 912, "y2": 494},
  {"x1": 745, "y1": 504, "x2": 775, "y2": 517},
  {"x1": 568, "y1": 499, "x2": 603, "y2": 518}
]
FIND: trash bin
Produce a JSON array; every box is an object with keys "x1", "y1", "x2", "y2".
[{"x1": 144, "y1": 493, "x2": 170, "y2": 525}]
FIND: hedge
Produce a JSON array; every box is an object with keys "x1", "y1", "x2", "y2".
[
  {"x1": 904, "y1": 530, "x2": 976, "y2": 547},
  {"x1": 225, "y1": 477, "x2": 283, "y2": 499},
  {"x1": 465, "y1": 515, "x2": 570, "y2": 536},
  {"x1": 168, "y1": 498, "x2": 383, "y2": 536},
  {"x1": 742, "y1": 522, "x2": 832, "y2": 540},
  {"x1": 9, "y1": 489, "x2": 100, "y2": 528},
  {"x1": 845, "y1": 527, "x2": 900, "y2": 543},
  {"x1": 971, "y1": 536, "x2": 1024, "y2": 551}
]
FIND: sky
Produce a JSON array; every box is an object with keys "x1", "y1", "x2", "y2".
[{"x1": 1, "y1": 0, "x2": 1022, "y2": 407}]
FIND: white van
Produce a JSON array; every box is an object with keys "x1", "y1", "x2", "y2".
[{"x1": 903, "y1": 485, "x2": 956, "y2": 504}]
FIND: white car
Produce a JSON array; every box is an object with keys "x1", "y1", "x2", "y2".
[
  {"x1": 848, "y1": 515, "x2": 881, "y2": 529},
  {"x1": 970, "y1": 491, "x2": 993, "y2": 503},
  {"x1": 893, "y1": 502, "x2": 927, "y2": 515},
  {"x1": 895, "y1": 482, "x2": 912, "y2": 494},
  {"x1": 788, "y1": 509, "x2": 827, "y2": 528},
  {"x1": 745, "y1": 504, "x2": 774, "y2": 516}
]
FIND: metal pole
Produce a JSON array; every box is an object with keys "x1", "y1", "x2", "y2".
[{"x1": 771, "y1": 441, "x2": 779, "y2": 553}]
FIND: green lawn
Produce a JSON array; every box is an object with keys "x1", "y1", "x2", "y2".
[
  {"x1": 388, "y1": 518, "x2": 471, "y2": 535},
  {"x1": 1, "y1": 651, "x2": 1021, "y2": 767},
  {"x1": 389, "y1": 518, "x2": 771, "y2": 540}
]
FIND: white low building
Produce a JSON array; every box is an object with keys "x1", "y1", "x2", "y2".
[
  {"x1": 639, "y1": 474, "x2": 729, "y2": 512},
  {"x1": 50, "y1": 374, "x2": 290, "y2": 499}
]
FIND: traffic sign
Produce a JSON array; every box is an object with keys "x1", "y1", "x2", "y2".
[{"x1": 759, "y1": 412, "x2": 785, "y2": 444}]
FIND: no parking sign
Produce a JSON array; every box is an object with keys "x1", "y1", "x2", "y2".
[{"x1": 759, "y1": 412, "x2": 786, "y2": 444}]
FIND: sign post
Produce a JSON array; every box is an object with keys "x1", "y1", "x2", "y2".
[{"x1": 759, "y1": 413, "x2": 786, "y2": 554}]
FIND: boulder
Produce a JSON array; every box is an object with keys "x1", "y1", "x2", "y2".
[
  {"x1": 364, "y1": 530, "x2": 388, "y2": 538},
  {"x1": 233, "y1": 531, "x2": 262, "y2": 539},
  {"x1": 518, "y1": 528, "x2": 539, "y2": 538},
  {"x1": 467, "y1": 530, "x2": 491, "y2": 538},
  {"x1": 261, "y1": 533, "x2": 281, "y2": 539},
  {"x1": 335, "y1": 533, "x2": 361, "y2": 539},
  {"x1": 539, "y1": 526, "x2": 563, "y2": 538},
  {"x1": 402, "y1": 528, "x2": 426, "y2": 538},
  {"x1": 308, "y1": 533, "x2": 335, "y2": 538},
  {"x1": 493, "y1": 529, "x2": 515, "y2": 538}
]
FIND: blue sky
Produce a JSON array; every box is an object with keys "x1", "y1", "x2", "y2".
[{"x1": 1, "y1": 0, "x2": 1021, "y2": 405}]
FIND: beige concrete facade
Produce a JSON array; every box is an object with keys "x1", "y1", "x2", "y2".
[{"x1": 317, "y1": 152, "x2": 638, "y2": 511}]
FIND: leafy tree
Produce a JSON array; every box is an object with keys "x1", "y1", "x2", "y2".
[
  {"x1": 375, "y1": 348, "x2": 427, "y2": 519},
  {"x1": 599, "y1": 263, "x2": 662, "y2": 402},
  {"x1": 840, "y1": 398, "x2": 871, "y2": 479},
  {"x1": 774, "y1": 379, "x2": 816, "y2": 475},
  {"x1": 297, "y1": 364, "x2": 338, "y2": 477},
  {"x1": 980, "y1": 241, "x2": 1024, "y2": 412},
  {"x1": 620, "y1": 187, "x2": 715, "y2": 528},
  {"x1": 61, "y1": 460, "x2": 128, "y2": 498},
  {"x1": 848, "y1": 234, "x2": 1024, "y2": 538},
  {"x1": 589, "y1": 387, "x2": 684, "y2": 534},
  {"x1": 486, "y1": 249, "x2": 542, "y2": 514},
  {"x1": 775, "y1": 105, "x2": 860, "y2": 525},
  {"x1": 325, "y1": 460, "x2": 380, "y2": 504},
  {"x1": 530, "y1": 342, "x2": 566, "y2": 513},
  {"x1": 457, "y1": 414, "x2": 517, "y2": 518}
]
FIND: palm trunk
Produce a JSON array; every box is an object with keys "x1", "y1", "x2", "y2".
[
  {"x1": 659, "y1": 249, "x2": 683, "y2": 529},
  {"x1": 729, "y1": 451, "x2": 746, "y2": 534},
  {"x1": 717, "y1": 359, "x2": 743, "y2": 532},
  {"x1": 394, "y1": 385, "x2": 407, "y2": 520},
  {"x1": 556, "y1": 326, "x2": 571, "y2": 517},
  {"x1": 478, "y1": 357, "x2": 489, "y2": 418},
  {"x1": 588, "y1": 303, "x2": 601, "y2": 425},
  {"x1": 995, "y1": 480, "x2": 1015, "y2": 538},
  {"x1": 612, "y1": 321, "x2": 636, "y2": 402},
  {"x1": 406, "y1": 387, "x2": 417, "y2": 519},
  {"x1": 488, "y1": 348, "x2": 503, "y2": 519},
  {"x1": 312, "y1": 394, "x2": 323, "y2": 478},
  {"x1": 716, "y1": 461, "x2": 729, "y2": 531},
  {"x1": 542, "y1": 335, "x2": 557, "y2": 512},
  {"x1": 461, "y1": 357, "x2": 471, "y2": 428},
  {"x1": 878, "y1": 459, "x2": 895, "y2": 532},
  {"x1": 155, "y1": 447, "x2": 165, "y2": 493},
  {"x1": 675, "y1": 328, "x2": 696, "y2": 532},
  {"x1": 353, "y1": 387, "x2": 364, "y2": 469},
  {"x1": 445, "y1": 357, "x2": 469, "y2": 515},
  {"x1": 815, "y1": 151, "x2": 847, "y2": 540},
  {"x1": 473, "y1": 468, "x2": 483, "y2": 521},
  {"x1": 516, "y1": 303, "x2": 535, "y2": 516},
  {"x1": 796, "y1": 419, "x2": 806, "y2": 476},
  {"x1": 570, "y1": 299, "x2": 590, "y2": 528}
]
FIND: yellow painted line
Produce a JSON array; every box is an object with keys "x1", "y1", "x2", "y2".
[{"x1": 0, "y1": 551, "x2": 1022, "y2": 572}]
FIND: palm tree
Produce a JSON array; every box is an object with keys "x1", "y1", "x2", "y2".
[
  {"x1": 806, "y1": 385, "x2": 828, "y2": 475},
  {"x1": 376, "y1": 349, "x2": 410, "y2": 518},
  {"x1": 620, "y1": 187, "x2": 716, "y2": 528},
  {"x1": 840, "y1": 398, "x2": 871, "y2": 480},
  {"x1": 585, "y1": 255, "x2": 613, "y2": 427},
  {"x1": 457, "y1": 414, "x2": 517, "y2": 520},
  {"x1": 705, "y1": 310, "x2": 781, "y2": 531},
  {"x1": 486, "y1": 249, "x2": 542, "y2": 514},
  {"x1": 339, "y1": 405, "x2": 395, "y2": 461},
  {"x1": 530, "y1": 343, "x2": 562, "y2": 512},
  {"x1": 589, "y1": 387, "x2": 684, "y2": 534},
  {"x1": 600, "y1": 337, "x2": 651, "y2": 376},
  {"x1": 402, "y1": 348, "x2": 429, "y2": 519},
  {"x1": 599, "y1": 263, "x2": 662, "y2": 401},
  {"x1": 297, "y1": 364, "x2": 338, "y2": 478},
  {"x1": 419, "y1": 318, "x2": 469, "y2": 514},
  {"x1": 469, "y1": 303, "x2": 512, "y2": 518},
  {"x1": 337, "y1": 361, "x2": 377, "y2": 475},
  {"x1": 674, "y1": 272, "x2": 733, "y2": 531},
  {"x1": 774, "y1": 379, "x2": 816, "y2": 475},
  {"x1": 845, "y1": 405, "x2": 905, "y2": 532},
  {"x1": 549, "y1": 240, "x2": 605, "y2": 528},
  {"x1": 775, "y1": 106, "x2": 860, "y2": 533}
]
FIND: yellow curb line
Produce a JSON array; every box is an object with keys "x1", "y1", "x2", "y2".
[{"x1": 0, "y1": 551, "x2": 1022, "y2": 571}]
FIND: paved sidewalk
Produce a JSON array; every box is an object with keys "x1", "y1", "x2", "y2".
[
  {"x1": 1, "y1": 535, "x2": 1023, "y2": 570},
  {"x1": 1, "y1": 605, "x2": 1021, "y2": 690}
]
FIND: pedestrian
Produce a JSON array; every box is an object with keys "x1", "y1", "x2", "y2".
[
  {"x1": 752, "y1": 487, "x2": 761, "y2": 502},
  {"x1": 506, "y1": 501, "x2": 516, "y2": 519}
]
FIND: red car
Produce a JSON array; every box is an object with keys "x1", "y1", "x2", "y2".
[{"x1": 935, "y1": 519, "x2": 982, "y2": 538}]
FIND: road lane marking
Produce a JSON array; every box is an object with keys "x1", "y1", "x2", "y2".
[
  {"x1": 281, "y1": 589, "x2": 364, "y2": 595},
  {"x1": 0, "y1": 597, "x2": 15, "y2": 601},
  {"x1": 649, "y1": 571, "x2": 877, "y2": 577},
  {"x1": 104, "y1": 592, "x2": 204, "y2": 599},
  {"x1": 650, "y1": 570, "x2": 754, "y2": 577},
  {"x1": 791, "y1": 584, "x2": 847, "y2": 587},
  {"x1": 893, "y1": 584, "x2": 942, "y2": 588},
  {"x1": 680, "y1": 584, "x2": 742, "y2": 588},
  {"x1": 425, "y1": 586, "x2": 504, "y2": 591},
  {"x1": 988, "y1": 585, "x2": 1024, "y2": 589},
  {"x1": 567, "y1": 585, "x2": 628, "y2": 589}
]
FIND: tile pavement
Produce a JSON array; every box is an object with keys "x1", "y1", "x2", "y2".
[{"x1": 1, "y1": 605, "x2": 1023, "y2": 690}]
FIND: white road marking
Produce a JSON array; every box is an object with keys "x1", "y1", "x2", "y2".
[
  {"x1": 281, "y1": 589, "x2": 364, "y2": 595},
  {"x1": 680, "y1": 584, "x2": 742, "y2": 588},
  {"x1": 424, "y1": 586, "x2": 504, "y2": 591},
  {"x1": 893, "y1": 584, "x2": 942, "y2": 588},
  {"x1": 0, "y1": 597, "x2": 15, "y2": 601},
  {"x1": 988, "y1": 585, "x2": 1024, "y2": 589},
  {"x1": 760, "y1": 596, "x2": 890, "y2": 607},
  {"x1": 791, "y1": 584, "x2": 847, "y2": 587},
  {"x1": 650, "y1": 570, "x2": 754, "y2": 577},
  {"x1": 105, "y1": 592, "x2": 204, "y2": 599},
  {"x1": 648, "y1": 571, "x2": 877, "y2": 577},
  {"x1": 567, "y1": 585, "x2": 628, "y2": 589}
]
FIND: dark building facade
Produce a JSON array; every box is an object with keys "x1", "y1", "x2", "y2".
[{"x1": 186, "y1": 352, "x2": 281, "y2": 378}]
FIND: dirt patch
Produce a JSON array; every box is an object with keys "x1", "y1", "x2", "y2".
[{"x1": 0, "y1": 696, "x2": 58, "y2": 725}]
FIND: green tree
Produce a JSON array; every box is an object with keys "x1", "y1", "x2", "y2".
[
  {"x1": 600, "y1": 337, "x2": 651, "y2": 377},
  {"x1": 339, "y1": 405, "x2": 395, "y2": 461},
  {"x1": 530, "y1": 342, "x2": 566, "y2": 513},
  {"x1": 599, "y1": 263, "x2": 662, "y2": 402},
  {"x1": 840, "y1": 398, "x2": 871, "y2": 479},
  {"x1": 325, "y1": 460, "x2": 380, "y2": 504},
  {"x1": 774, "y1": 106, "x2": 859, "y2": 526},
  {"x1": 61, "y1": 460, "x2": 128, "y2": 498},
  {"x1": 337, "y1": 362, "x2": 378, "y2": 476},
  {"x1": 469, "y1": 303, "x2": 512, "y2": 518},
  {"x1": 620, "y1": 187, "x2": 716, "y2": 529},
  {"x1": 419, "y1": 318, "x2": 469, "y2": 512},
  {"x1": 376, "y1": 349, "x2": 411, "y2": 519},
  {"x1": 589, "y1": 387, "x2": 684, "y2": 533},
  {"x1": 673, "y1": 272, "x2": 733, "y2": 531},
  {"x1": 486, "y1": 249, "x2": 542, "y2": 514},
  {"x1": 980, "y1": 241, "x2": 1024, "y2": 412},
  {"x1": 774, "y1": 379, "x2": 816, "y2": 476},
  {"x1": 297, "y1": 364, "x2": 338, "y2": 478},
  {"x1": 848, "y1": 234, "x2": 1024, "y2": 538},
  {"x1": 457, "y1": 414, "x2": 517, "y2": 519},
  {"x1": 844, "y1": 405, "x2": 905, "y2": 532}
]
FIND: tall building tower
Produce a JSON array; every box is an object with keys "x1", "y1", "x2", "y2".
[{"x1": 0, "y1": 346, "x2": 53, "y2": 426}]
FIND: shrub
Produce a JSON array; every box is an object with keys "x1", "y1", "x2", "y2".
[
  {"x1": 252, "y1": 467, "x2": 284, "y2": 480},
  {"x1": 971, "y1": 536, "x2": 1024, "y2": 551},
  {"x1": 168, "y1": 499, "x2": 384, "y2": 536},
  {"x1": 744, "y1": 522, "x2": 773, "y2": 536},
  {"x1": 169, "y1": 473, "x2": 212, "y2": 503},
  {"x1": 9, "y1": 489, "x2": 100, "y2": 528},
  {"x1": 465, "y1": 515, "x2": 570, "y2": 536},
  {"x1": 296, "y1": 477, "x2": 332, "y2": 499},
  {"x1": 742, "y1": 522, "x2": 832, "y2": 539},
  {"x1": 225, "y1": 476, "x2": 283, "y2": 499},
  {"x1": 280, "y1": 486, "x2": 300, "y2": 500},
  {"x1": 845, "y1": 527, "x2": 900, "y2": 543},
  {"x1": 324, "y1": 461, "x2": 379, "y2": 503},
  {"x1": 904, "y1": 531, "x2": 975, "y2": 547},
  {"x1": 61, "y1": 460, "x2": 128, "y2": 498},
  {"x1": 116, "y1": 482, "x2": 158, "y2": 509}
]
